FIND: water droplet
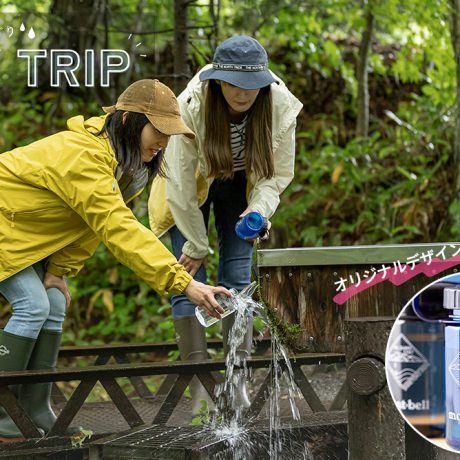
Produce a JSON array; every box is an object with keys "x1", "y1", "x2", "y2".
[
  {"x1": 135, "y1": 42, "x2": 142, "y2": 47},
  {"x1": 28, "y1": 27, "x2": 35, "y2": 39},
  {"x1": 128, "y1": 33, "x2": 132, "y2": 40},
  {"x1": 20, "y1": 23, "x2": 25, "y2": 32}
]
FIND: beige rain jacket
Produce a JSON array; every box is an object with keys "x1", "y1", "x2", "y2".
[
  {"x1": 0, "y1": 115, "x2": 192, "y2": 294},
  {"x1": 148, "y1": 65, "x2": 303, "y2": 259}
]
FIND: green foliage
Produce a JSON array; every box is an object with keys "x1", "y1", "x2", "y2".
[
  {"x1": 0, "y1": 0, "x2": 458, "y2": 347},
  {"x1": 272, "y1": 91, "x2": 454, "y2": 247}
]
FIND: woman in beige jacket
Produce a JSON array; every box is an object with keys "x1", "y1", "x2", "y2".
[{"x1": 149, "y1": 36, "x2": 303, "y2": 415}]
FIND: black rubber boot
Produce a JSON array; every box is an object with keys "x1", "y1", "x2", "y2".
[
  {"x1": 19, "y1": 329, "x2": 82, "y2": 435},
  {"x1": 222, "y1": 315, "x2": 253, "y2": 409},
  {"x1": 0, "y1": 330, "x2": 43, "y2": 440},
  {"x1": 173, "y1": 316, "x2": 216, "y2": 416}
]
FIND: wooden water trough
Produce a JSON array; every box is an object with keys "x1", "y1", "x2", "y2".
[{"x1": 258, "y1": 243, "x2": 460, "y2": 459}]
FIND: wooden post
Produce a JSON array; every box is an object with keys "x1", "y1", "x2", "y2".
[{"x1": 346, "y1": 317, "x2": 405, "y2": 459}]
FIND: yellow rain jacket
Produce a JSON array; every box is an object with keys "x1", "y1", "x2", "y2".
[
  {"x1": 148, "y1": 65, "x2": 303, "y2": 259},
  {"x1": 0, "y1": 115, "x2": 192, "y2": 294}
]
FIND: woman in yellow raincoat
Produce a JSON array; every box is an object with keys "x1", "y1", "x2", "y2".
[{"x1": 0, "y1": 79, "x2": 229, "y2": 440}]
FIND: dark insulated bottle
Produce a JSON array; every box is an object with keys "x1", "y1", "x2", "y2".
[
  {"x1": 235, "y1": 212, "x2": 268, "y2": 240},
  {"x1": 387, "y1": 303, "x2": 445, "y2": 438}
]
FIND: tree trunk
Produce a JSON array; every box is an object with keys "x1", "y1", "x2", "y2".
[
  {"x1": 209, "y1": 0, "x2": 220, "y2": 50},
  {"x1": 125, "y1": 0, "x2": 147, "y2": 83},
  {"x1": 174, "y1": 0, "x2": 190, "y2": 94},
  {"x1": 356, "y1": 9, "x2": 374, "y2": 139},
  {"x1": 449, "y1": 0, "x2": 460, "y2": 227},
  {"x1": 38, "y1": 0, "x2": 106, "y2": 128}
]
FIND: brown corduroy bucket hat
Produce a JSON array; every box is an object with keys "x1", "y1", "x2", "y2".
[{"x1": 102, "y1": 79, "x2": 195, "y2": 139}]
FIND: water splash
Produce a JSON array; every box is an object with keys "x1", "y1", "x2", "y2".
[
  {"x1": 206, "y1": 293, "x2": 309, "y2": 458},
  {"x1": 148, "y1": 292, "x2": 314, "y2": 458}
]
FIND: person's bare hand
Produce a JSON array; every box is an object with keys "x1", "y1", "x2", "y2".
[
  {"x1": 178, "y1": 254, "x2": 207, "y2": 277},
  {"x1": 184, "y1": 279, "x2": 232, "y2": 319},
  {"x1": 43, "y1": 272, "x2": 71, "y2": 308}
]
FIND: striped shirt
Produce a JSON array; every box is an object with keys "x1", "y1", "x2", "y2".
[{"x1": 230, "y1": 117, "x2": 248, "y2": 172}]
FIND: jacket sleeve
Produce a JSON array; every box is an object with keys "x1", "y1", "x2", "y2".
[
  {"x1": 43, "y1": 147, "x2": 192, "y2": 295},
  {"x1": 164, "y1": 102, "x2": 209, "y2": 259},
  {"x1": 46, "y1": 228, "x2": 100, "y2": 277},
  {"x1": 247, "y1": 120, "x2": 297, "y2": 218}
]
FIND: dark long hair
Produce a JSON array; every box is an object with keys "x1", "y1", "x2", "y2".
[
  {"x1": 203, "y1": 80, "x2": 273, "y2": 180},
  {"x1": 97, "y1": 111, "x2": 165, "y2": 178}
]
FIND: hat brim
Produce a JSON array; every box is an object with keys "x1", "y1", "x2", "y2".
[
  {"x1": 102, "y1": 105, "x2": 116, "y2": 113},
  {"x1": 147, "y1": 115, "x2": 195, "y2": 139},
  {"x1": 101, "y1": 106, "x2": 195, "y2": 139},
  {"x1": 199, "y1": 68, "x2": 277, "y2": 90}
]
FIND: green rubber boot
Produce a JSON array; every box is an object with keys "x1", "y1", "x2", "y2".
[
  {"x1": 0, "y1": 330, "x2": 42, "y2": 440},
  {"x1": 222, "y1": 315, "x2": 253, "y2": 409},
  {"x1": 19, "y1": 330, "x2": 82, "y2": 435},
  {"x1": 173, "y1": 316, "x2": 216, "y2": 417}
]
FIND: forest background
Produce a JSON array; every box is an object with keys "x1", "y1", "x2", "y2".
[{"x1": 0, "y1": 0, "x2": 459, "y2": 348}]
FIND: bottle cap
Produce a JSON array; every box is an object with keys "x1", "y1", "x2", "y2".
[
  {"x1": 413, "y1": 282, "x2": 460, "y2": 323},
  {"x1": 444, "y1": 287, "x2": 460, "y2": 309}
]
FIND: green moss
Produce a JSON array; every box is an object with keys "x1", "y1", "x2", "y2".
[{"x1": 255, "y1": 277, "x2": 302, "y2": 352}]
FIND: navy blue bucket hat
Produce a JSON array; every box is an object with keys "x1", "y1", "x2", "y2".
[{"x1": 199, "y1": 36, "x2": 277, "y2": 90}]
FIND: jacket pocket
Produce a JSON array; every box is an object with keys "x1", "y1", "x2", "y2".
[{"x1": 9, "y1": 205, "x2": 72, "y2": 226}]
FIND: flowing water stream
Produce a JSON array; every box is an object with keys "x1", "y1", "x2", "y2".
[
  {"x1": 156, "y1": 292, "x2": 315, "y2": 459},
  {"x1": 209, "y1": 293, "x2": 313, "y2": 459}
]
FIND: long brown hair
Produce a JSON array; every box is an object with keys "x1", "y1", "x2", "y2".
[{"x1": 203, "y1": 80, "x2": 274, "y2": 180}]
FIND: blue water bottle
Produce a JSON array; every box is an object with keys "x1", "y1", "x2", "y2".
[
  {"x1": 443, "y1": 285, "x2": 460, "y2": 449},
  {"x1": 412, "y1": 277, "x2": 460, "y2": 449},
  {"x1": 235, "y1": 212, "x2": 268, "y2": 240}
]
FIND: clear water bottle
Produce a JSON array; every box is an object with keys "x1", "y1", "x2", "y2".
[
  {"x1": 235, "y1": 212, "x2": 268, "y2": 240},
  {"x1": 195, "y1": 281, "x2": 258, "y2": 327},
  {"x1": 443, "y1": 285, "x2": 460, "y2": 449}
]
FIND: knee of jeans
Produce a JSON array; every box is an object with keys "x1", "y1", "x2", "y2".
[
  {"x1": 13, "y1": 291, "x2": 51, "y2": 325},
  {"x1": 172, "y1": 294, "x2": 196, "y2": 318},
  {"x1": 47, "y1": 288, "x2": 66, "y2": 323},
  {"x1": 220, "y1": 270, "x2": 251, "y2": 292}
]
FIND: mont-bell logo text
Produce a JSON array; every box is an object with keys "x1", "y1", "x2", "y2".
[
  {"x1": 449, "y1": 412, "x2": 460, "y2": 421},
  {"x1": 396, "y1": 399, "x2": 429, "y2": 411}
]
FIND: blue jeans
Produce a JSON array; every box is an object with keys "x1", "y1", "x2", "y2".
[
  {"x1": 171, "y1": 171, "x2": 253, "y2": 318},
  {"x1": 0, "y1": 261, "x2": 66, "y2": 339}
]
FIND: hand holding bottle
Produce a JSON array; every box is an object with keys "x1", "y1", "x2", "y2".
[
  {"x1": 184, "y1": 279, "x2": 230, "y2": 319},
  {"x1": 236, "y1": 208, "x2": 271, "y2": 241},
  {"x1": 195, "y1": 281, "x2": 258, "y2": 327}
]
